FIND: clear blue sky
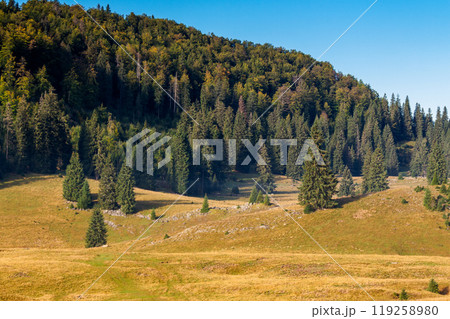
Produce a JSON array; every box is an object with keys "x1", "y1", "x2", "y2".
[{"x1": 21, "y1": 0, "x2": 450, "y2": 113}]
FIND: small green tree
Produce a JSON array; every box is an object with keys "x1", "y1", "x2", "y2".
[
  {"x1": 440, "y1": 184, "x2": 447, "y2": 194},
  {"x1": 423, "y1": 188, "x2": 432, "y2": 210},
  {"x1": 338, "y1": 166, "x2": 354, "y2": 197},
  {"x1": 249, "y1": 186, "x2": 258, "y2": 204},
  {"x1": 427, "y1": 279, "x2": 439, "y2": 294},
  {"x1": 256, "y1": 190, "x2": 263, "y2": 203},
  {"x1": 63, "y1": 152, "x2": 85, "y2": 201},
  {"x1": 150, "y1": 209, "x2": 157, "y2": 220},
  {"x1": 116, "y1": 163, "x2": 136, "y2": 215},
  {"x1": 99, "y1": 157, "x2": 117, "y2": 210},
  {"x1": 201, "y1": 194, "x2": 210, "y2": 213},
  {"x1": 263, "y1": 194, "x2": 270, "y2": 206},
  {"x1": 85, "y1": 208, "x2": 107, "y2": 248},
  {"x1": 399, "y1": 289, "x2": 409, "y2": 300},
  {"x1": 77, "y1": 180, "x2": 91, "y2": 209}
]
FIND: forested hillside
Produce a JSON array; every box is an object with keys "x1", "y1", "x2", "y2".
[{"x1": 0, "y1": 0, "x2": 448, "y2": 195}]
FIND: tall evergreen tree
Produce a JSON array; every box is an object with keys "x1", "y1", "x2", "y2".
[
  {"x1": 298, "y1": 122, "x2": 337, "y2": 209},
  {"x1": 63, "y1": 152, "x2": 85, "y2": 201},
  {"x1": 382, "y1": 125, "x2": 399, "y2": 175},
  {"x1": 363, "y1": 147, "x2": 389, "y2": 193},
  {"x1": 99, "y1": 157, "x2": 117, "y2": 210},
  {"x1": 77, "y1": 180, "x2": 92, "y2": 209},
  {"x1": 201, "y1": 194, "x2": 210, "y2": 213},
  {"x1": 257, "y1": 141, "x2": 276, "y2": 193},
  {"x1": 411, "y1": 138, "x2": 428, "y2": 177},
  {"x1": 427, "y1": 140, "x2": 447, "y2": 185},
  {"x1": 116, "y1": 163, "x2": 136, "y2": 214},
  {"x1": 338, "y1": 166, "x2": 355, "y2": 197},
  {"x1": 249, "y1": 186, "x2": 258, "y2": 204},
  {"x1": 15, "y1": 98, "x2": 33, "y2": 172},
  {"x1": 403, "y1": 96, "x2": 414, "y2": 140},
  {"x1": 85, "y1": 208, "x2": 108, "y2": 248}
]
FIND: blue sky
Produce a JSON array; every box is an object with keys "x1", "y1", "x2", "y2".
[{"x1": 20, "y1": 0, "x2": 450, "y2": 113}]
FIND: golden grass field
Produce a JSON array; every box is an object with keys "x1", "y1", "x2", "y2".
[{"x1": 0, "y1": 174, "x2": 449, "y2": 300}]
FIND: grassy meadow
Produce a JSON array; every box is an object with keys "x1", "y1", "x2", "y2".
[{"x1": 0, "y1": 174, "x2": 449, "y2": 300}]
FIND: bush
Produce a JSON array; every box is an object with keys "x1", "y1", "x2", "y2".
[
  {"x1": 164, "y1": 234, "x2": 170, "y2": 239},
  {"x1": 440, "y1": 184, "x2": 448, "y2": 194},
  {"x1": 399, "y1": 289, "x2": 409, "y2": 300},
  {"x1": 427, "y1": 279, "x2": 439, "y2": 294},
  {"x1": 414, "y1": 186, "x2": 424, "y2": 192},
  {"x1": 423, "y1": 189, "x2": 432, "y2": 210},
  {"x1": 150, "y1": 209, "x2": 157, "y2": 220},
  {"x1": 304, "y1": 204, "x2": 315, "y2": 214},
  {"x1": 401, "y1": 198, "x2": 408, "y2": 204},
  {"x1": 231, "y1": 186, "x2": 239, "y2": 195},
  {"x1": 398, "y1": 173, "x2": 404, "y2": 180},
  {"x1": 263, "y1": 194, "x2": 270, "y2": 206}
]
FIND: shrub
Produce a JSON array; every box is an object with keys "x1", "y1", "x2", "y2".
[
  {"x1": 423, "y1": 189, "x2": 432, "y2": 210},
  {"x1": 401, "y1": 198, "x2": 408, "y2": 204},
  {"x1": 150, "y1": 209, "x2": 157, "y2": 220},
  {"x1": 427, "y1": 279, "x2": 439, "y2": 294},
  {"x1": 398, "y1": 173, "x2": 404, "y2": 180},
  {"x1": 256, "y1": 190, "x2": 264, "y2": 203},
  {"x1": 201, "y1": 194, "x2": 210, "y2": 213},
  {"x1": 164, "y1": 234, "x2": 170, "y2": 239},
  {"x1": 440, "y1": 184, "x2": 448, "y2": 194},
  {"x1": 231, "y1": 186, "x2": 239, "y2": 195},
  {"x1": 263, "y1": 194, "x2": 270, "y2": 206},
  {"x1": 249, "y1": 186, "x2": 258, "y2": 203},
  {"x1": 436, "y1": 196, "x2": 446, "y2": 211},
  {"x1": 414, "y1": 186, "x2": 424, "y2": 192},
  {"x1": 399, "y1": 289, "x2": 409, "y2": 300},
  {"x1": 304, "y1": 204, "x2": 315, "y2": 214}
]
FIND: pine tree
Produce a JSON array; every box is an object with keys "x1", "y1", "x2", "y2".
[
  {"x1": 427, "y1": 141, "x2": 447, "y2": 185},
  {"x1": 298, "y1": 123, "x2": 337, "y2": 209},
  {"x1": 172, "y1": 115, "x2": 191, "y2": 193},
  {"x1": 256, "y1": 190, "x2": 263, "y2": 203},
  {"x1": 63, "y1": 152, "x2": 85, "y2": 201},
  {"x1": 427, "y1": 279, "x2": 439, "y2": 294},
  {"x1": 338, "y1": 166, "x2": 354, "y2": 197},
  {"x1": 77, "y1": 180, "x2": 91, "y2": 209},
  {"x1": 116, "y1": 163, "x2": 136, "y2": 214},
  {"x1": 201, "y1": 194, "x2": 210, "y2": 213},
  {"x1": 411, "y1": 138, "x2": 428, "y2": 177},
  {"x1": 382, "y1": 125, "x2": 399, "y2": 175},
  {"x1": 249, "y1": 186, "x2": 258, "y2": 204},
  {"x1": 263, "y1": 194, "x2": 270, "y2": 206},
  {"x1": 257, "y1": 141, "x2": 276, "y2": 193},
  {"x1": 99, "y1": 157, "x2": 117, "y2": 210},
  {"x1": 150, "y1": 209, "x2": 157, "y2": 220},
  {"x1": 15, "y1": 98, "x2": 33, "y2": 172},
  {"x1": 363, "y1": 147, "x2": 389, "y2": 193},
  {"x1": 403, "y1": 96, "x2": 414, "y2": 140},
  {"x1": 85, "y1": 208, "x2": 108, "y2": 248}
]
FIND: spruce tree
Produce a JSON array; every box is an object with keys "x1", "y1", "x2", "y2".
[
  {"x1": 263, "y1": 194, "x2": 270, "y2": 206},
  {"x1": 63, "y1": 152, "x2": 85, "y2": 201},
  {"x1": 427, "y1": 279, "x2": 439, "y2": 294},
  {"x1": 85, "y1": 208, "x2": 108, "y2": 248},
  {"x1": 249, "y1": 186, "x2": 258, "y2": 204},
  {"x1": 201, "y1": 194, "x2": 210, "y2": 213},
  {"x1": 257, "y1": 141, "x2": 276, "y2": 193},
  {"x1": 363, "y1": 147, "x2": 389, "y2": 193},
  {"x1": 382, "y1": 125, "x2": 399, "y2": 175},
  {"x1": 77, "y1": 180, "x2": 91, "y2": 209},
  {"x1": 338, "y1": 166, "x2": 355, "y2": 197},
  {"x1": 298, "y1": 123, "x2": 337, "y2": 209},
  {"x1": 15, "y1": 98, "x2": 33, "y2": 172},
  {"x1": 256, "y1": 190, "x2": 263, "y2": 203},
  {"x1": 150, "y1": 209, "x2": 157, "y2": 220},
  {"x1": 99, "y1": 157, "x2": 117, "y2": 210},
  {"x1": 427, "y1": 141, "x2": 447, "y2": 185},
  {"x1": 116, "y1": 163, "x2": 136, "y2": 215}
]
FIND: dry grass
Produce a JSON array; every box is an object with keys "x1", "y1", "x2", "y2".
[{"x1": 0, "y1": 174, "x2": 449, "y2": 300}]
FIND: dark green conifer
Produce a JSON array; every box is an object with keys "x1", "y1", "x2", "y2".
[
  {"x1": 99, "y1": 157, "x2": 117, "y2": 210},
  {"x1": 427, "y1": 141, "x2": 447, "y2": 185},
  {"x1": 201, "y1": 194, "x2": 210, "y2": 213},
  {"x1": 423, "y1": 188, "x2": 432, "y2": 210},
  {"x1": 85, "y1": 208, "x2": 107, "y2": 248},
  {"x1": 298, "y1": 123, "x2": 337, "y2": 209},
  {"x1": 116, "y1": 163, "x2": 135, "y2": 214},
  {"x1": 63, "y1": 152, "x2": 85, "y2": 201},
  {"x1": 338, "y1": 166, "x2": 354, "y2": 197},
  {"x1": 256, "y1": 190, "x2": 263, "y2": 203},
  {"x1": 249, "y1": 186, "x2": 258, "y2": 204},
  {"x1": 363, "y1": 147, "x2": 389, "y2": 193},
  {"x1": 77, "y1": 180, "x2": 91, "y2": 209},
  {"x1": 263, "y1": 194, "x2": 270, "y2": 206},
  {"x1": 257, "y1": 141, "x2": 276, "y2": 193}
]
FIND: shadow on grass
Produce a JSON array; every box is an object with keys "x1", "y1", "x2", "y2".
[
  {"x1": 335, "y1": 193, "x2": 371, "y2": 208},
  {"x1": 0, "y1": 174, "x2": 57, "y2": 190}
]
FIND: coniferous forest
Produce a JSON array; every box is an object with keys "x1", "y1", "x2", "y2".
[{"x1": 0, "y1": 0, "x2": 448, "y2": 198}]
